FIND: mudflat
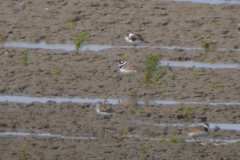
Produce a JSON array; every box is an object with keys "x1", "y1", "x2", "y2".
[{"x1": 0, "y1": 0, "x2": 240, "y2": 159}]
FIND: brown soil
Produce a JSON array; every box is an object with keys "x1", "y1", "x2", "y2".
[
  {"x1": 0, "y1": 0, "x2": 240, "y2": 159},
  {"x1": 0, "y1": 102, "x2": 240, "y2": 160},
  {"x1": 1, "y1": 47, "x2": 240, "y2": 101}
]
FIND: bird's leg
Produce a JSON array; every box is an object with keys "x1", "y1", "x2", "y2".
[
  {"x1": 133, "y1": 45, "x2": 136, "y2": 52},
  {"x1": 128, "y1": 76, "x2": 131, "y2": 82},
  {"x1": 193, "y1": 137, "x2": 198, "y2": 143}
]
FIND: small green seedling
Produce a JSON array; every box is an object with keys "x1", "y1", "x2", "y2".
[
  {"x1": 183, "y1": 105, "x2": 196, "y2": 119},
  {"x1": 141, "y1": 145, "x2": 146, "y2": 153},
  {"x1": 167, "y1": 135, "x2": 178, "y2": 143},
  {"x1": 102, "y1": 92, "x2": 108, "y2": 103},
  {"x1": 177, "y1": 137, "x2": 186, "y2": 142},
  {"x1": 159, "y1": 135, "x2": 186, "y2": 143},
  {"x1": 208, "y1": 58, "x2": 215, "y2": 64},
  {"x1": 121, "y1": 128, "x2": 129, "y2": 137},
  {"x1": 65, "y1": 22, "x2": 77, "y2": 28},
  {"x1": 208, "y1": 81, "x2": 223, "y2": 89},
  {"x1": 167, "y1": 135, "x2": 186, "y2": 143},
  {"x1": 144, "y1": 54, "x2": 160, "y2": 83},
  {"x1": 153, "y1": 66, "x2": 168, "y2": 82},
  {"x1": 122, "y1": 53, "x2": 129, "y2": 58},
  {"x1": 52, "y1": 66, "x2": 61, "y2": 75},
  {"x1": 191, "y1": 71, "x2": 200, "y2": 77},
  {"x1": 202, "y1": 39, "x2": 218, "y2": 49},
  {"x1": 156, "y1": 83, "x2": 167, "y2": 88},
  {"x1": 159, "y1": 135, "x2": 166, "y2": 142},
  {"x1": 38, "y1": 152, "x2": 45, "y2": 160},
  {"x1": 21, "y1": 141, "x2": 28, "y2": 160},
  {"x1": 74, "y1": 31, "x2": 88, "y2": 51},
  {"x1": 205, "y1": 18, "x2": 214, "y2": 24},
  {"x1": 22, "y1": 49, "x2": 28, "y2": 66}
]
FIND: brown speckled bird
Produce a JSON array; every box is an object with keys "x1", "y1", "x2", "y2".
[
  {"x1": 96, "y1": 102, "x2": 115, "y2": 115},
  {"x1": 181, "y1": 123, "x2": 209, "y2": 142},
  {"x1": 125, "y1": 32, "x2": 149, "y2": 52}
]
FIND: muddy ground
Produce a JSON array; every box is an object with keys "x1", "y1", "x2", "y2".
[
  {"x1": 1, "y1": 47, "x2": 240, "y2": 101},
  {"x1": 0, "y1": 0, "x2": 240, "y2": 159},
  {"x1": 0, "y1": 102, "x2": 240, "y2": 160}
]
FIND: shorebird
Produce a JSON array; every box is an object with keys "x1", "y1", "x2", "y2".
[
  {"x1": 96, "y1": 102, "x2": 115, "y2": 115},
  {"x1": 213, "y1": 126, "x2": 220, "y2": 134},
  {"x1": 125, "y1": 32, "x2": 149, "y2": 52},
  {"x1": 238, "y1": 23, "x2": 240, "y2": 32},
  {"x1": 180, "y1": 123, "x2": 209, "y2": 142},
  {"x1": 118, "y1": 61, "x2": 143, "y2": 82}
]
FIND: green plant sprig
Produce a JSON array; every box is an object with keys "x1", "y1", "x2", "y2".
[
  {"x1": 159, "y1": 135, "x2": 186, "y2": 143},
  {"x1": 144, "y1": 54, "x2": 160, "y2": 83},
  {"x1": 183, "y1": 105, "x2": 196, "y2": 119},
  {"x1": 22, "y1": 49, "x2": 28, "y2": 66},
  {"x1": 74, "y1": 31, "x2": 88, "y2": 51}
]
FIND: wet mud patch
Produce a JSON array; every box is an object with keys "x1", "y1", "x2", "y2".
[
  {"x1": 1, "y1": 1, "x2": 240, "y2": 49},
  {"x1": 0, "y1": 47, "x2": 240, "y2": 100},
  {"x1": 0, "y1": 0, "x2": 240, "y2": 159},
  {"x1": 0, "y1": 101, "x2": 240, "y2": 159},
  {"x1": 0, "y1": 101, "x2": 240, "y2": 137}
]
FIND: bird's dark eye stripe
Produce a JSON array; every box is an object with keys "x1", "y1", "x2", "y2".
[{"x1": 119, "y1": 64, "x2": 124, "y2": 68}]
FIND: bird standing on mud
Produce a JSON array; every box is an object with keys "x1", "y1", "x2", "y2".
[
  {"x1": 118, "y1": 60, "x2": 144, "y2": 82},
  {"x1": 96, "y1": 101, "x2": 115, "y2": 115},
  {"x1": 180, "y1": 123, "x2": 209, "y2": 142},
  {"x1": 125, "y1": 32, "x2": 149, "y2": 52}
]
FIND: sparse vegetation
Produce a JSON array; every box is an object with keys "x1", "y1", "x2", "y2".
[
  {"x1": 11, "y1": 121, "x2": 17, "y2": 129},
  {"x1": 202, "y1": 39, "x2": 218, "y2": 49},
  {"x1": 21, "y1": 141, "x2": 28, "y2": 160},
  {"x1": 159, "y1": 135, "x2": 186, "y2": 143},
  {"x1": 144, "y1": 54, "x2": 166, "y2": 84},
  {"x1": 191, "y1": 71, "x2": 200, "y2": 77},
  {"x1": 208, "y1": 81, "x2": 223, "y2": 89},
  {"x1": 183, "y1": 105, "x2": 196, "y2": 119},
  {"x1": 74, "y1": 31, "x2": 88, "y2": 51},
  {"x1": 152, "y1": 66, "x2": 168, "y2": 82},
  {"x1": 208, "y1": 58, "x2": 215, "y2": 64},
  {"x1": 162, "y1": 107, "x2": 167, "y2": 113},
  {"x1": 22, "y1": 49, "x2": 28, "y2": 66},
  {"x1": 149, "y1": 132, "x2": 156, "y2": 139},
  {"x1": 178, "y1": 102, "x2": 185, "y2": 106},
  {"x1": 120, "y1": 128, "x2": 129, "y2": 137},
  {"x1": 38, "y1": 152, "x2": 45, "y2": 160},
  {"x1": 52, "y1": 66, "x2": 61, "y2": 75},
  {"x1": 122, "y1": 53, "x2": 129, "y2": 58},
  {"x1": 205, "y1": 18, "x2": 214, "y2": 24},
  {"x1": 135, "y1": 106, "x2": 144, "y2": 110},
  {"x1": 176, "y1": 102, "x2": 185, "y2": 111},
  {"x1": 175, "y1": 137, "x2": 186, "y2": 142},
  {"x1": 167, "y1": 135, "x2": 178, "y2": 143},
  {"x1": 102, "y1": 92, "x2": 108, "y2": 102},
  {"x1": 145, "y1": 54, "x2": 159, "y2": 82},
  {"x1": 65, "y1": 22, "x2": 76, "y2": 28},
  {"x1": 125, "y1": 2, "x2": 130, "y2": 11},
  {"x1": 141, "y1": 145, "x2": 146, "y2": 153},
  {"x1": 156, "y1": 83, "x2": 167, "y2": 88},
  {"x1": 159, "y1": 135, "x2": 166, "y2": 142},
  {"x1": 50, "y1": 137, "x2": 62, "y2": 142}
]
